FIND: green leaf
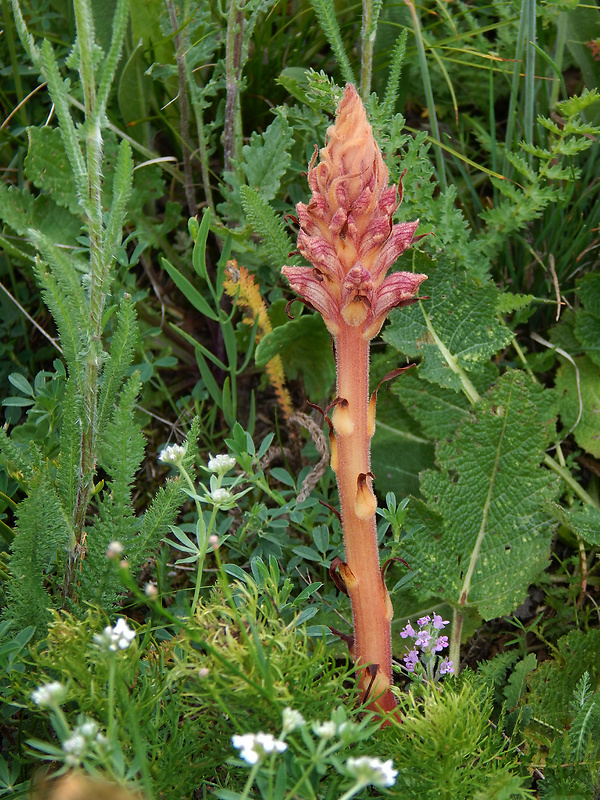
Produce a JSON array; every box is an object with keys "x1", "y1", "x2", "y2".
[
  {"x1": 391, "y1": 372, "x2": 471, "y2": 441},
  {"x1": 239, "y1": 185, "x2": 298, "y2": 270},
  {"x1": 404, "y1": 371, "x2": 559, "y2": 620},
  {"x1": 574, "y1": 273, "x2": 600, "y2": 367},
  {"x1": 555, "y1": 355, "x2": 600, "y2": 458},
  {"x1": 7, "y1": 374, "x2": 35, "y2": 397},
  {"x1": 504, "y1": 653, "x2": 537, "y2": 710},
  {"x1": 497, "y1": 292, "x2": 535, "y2": 315},
  {"x1": 558, "y1": 504, "x2": 600, "y2": 548},
  {"x1": 24, "y1": 127, "x2": 79, "y2": 214},
  {"x1": 241, "y1": 116, "x2": 293, "y2": 201},
  {"x1": 161, "y1": 257, "x2": 218, "y2": 321},
  {"x1": 384, "y1": 253, "x2": 513, "y2": 393},
  {"x1": 528, "y1": 629, "x2": 600, "y2": 729},
  {"x1": 307, "y1": 0, "x2": 355, "y2": 86},
  {"x1": 371, "y1": 387, "x2": 434, "y2": 499},
  {"x1": 255, "y1": 314, "x2": 335, "y2": 400}
]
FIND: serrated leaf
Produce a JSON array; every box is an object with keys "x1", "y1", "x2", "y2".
[
  {"x1": 255, "y1": 314, "x2": 335, "y2": 400},
  {"x1": 241, "y1": 116, "x2": 293, "y2": 201},
  {"x1": 504, "y1": 653, "x2": 538, "y2": 710},
  {"x1": 528, "y1": 629, "x2": 600, "y2": 729},
  {"x1": 497, "y1": 292, "x2": 535, "y2": 315},
  {"x1": 24, "y1": 127, "x2": 80, "y2": 214},
  {"x1": 574, "y1": 273, "x2": 600, "y2": 366},
  {"x1": 404, "y1": 371, "x2": 559, "y2": 619},
  {"x1": 555, "y1": 355, "x2": 600, "y2": 457},
  {"x1": 239, "y1": 185, "x2": 298, "y2": 270},
  {"x1": 558, "y1": 504, "x2": 600, "y2": 547},
  {"x1": 392, "y1": 372, "x2": 471, "y2": 441},
  {"x1": 383, "y1": 253, "x2": 513, "y2": 392}
]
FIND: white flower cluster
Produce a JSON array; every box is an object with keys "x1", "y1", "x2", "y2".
[
  {"x1": 93, "y1": 618, "x2": 136, "y2": 652},
  {"x1": 62, "y1": 718, "x2": 107, "y2": 766},
  {"x1": 159, "y1": 443, "x2": 186, "y2": 465},
  {"x1": 207, "y1": 454, "x2": 236, "y2": 474},
  {"x1": 281, "y1": 707, "x2": 305, "y2": 734},
  {"x1": 31, "y1": 681, "x2": 67, "y2": 709},
  {"x1": 232, "y1": 732, "x2": 287, "y2": 765},
  {"x1": 346, "y1": 756, "x2": 398, "y2": 788},
  {"x1": 209, "y1": 487, "x2": 232, "y2": 505},
  {"x1": 312, "y1": 718, "x2": 357, "y2": 740}
]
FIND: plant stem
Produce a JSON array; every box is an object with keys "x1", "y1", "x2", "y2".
[
  {"x1": 166, "y1": 0, "x2": 197, "y2": 217},
  {"x1": 360, "y1": 0, "x2": 379, "y2": 101},
  {"x1": 334, "y1": 325, "x2": 396, "y2": 714},
  {"x1": 224, "y1": 0, "x2": 245, "y2": 172}
]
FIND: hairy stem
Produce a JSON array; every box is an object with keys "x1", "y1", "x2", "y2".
[
  {"x1": 224, "y1": 0, "x2": 245, "y2": 172},
  {"x1": 334, "y1": 326, "x2": 396, "y2": 714}
]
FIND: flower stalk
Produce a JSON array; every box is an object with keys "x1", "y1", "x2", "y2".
[{"x1": 283, "y1": 85, "x2": 427, "y2": 716}]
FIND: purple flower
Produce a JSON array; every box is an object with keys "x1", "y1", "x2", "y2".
[
  {"x1": 403, "y1": 649, "x2": 419, "y2": 672},
  {"x1": 417, "y1": 615, "x2": 431, "y2": 627},
  {"x1": 432, "y1": 613, "x2": 449, "y2": 630},
  {"x1": 415, "y1": 629, "x2": 432, "y2": 648},
  {"x1": 440, "y1": 659, "x2": 454, "y2": 675},
  {"x1": 400, "y1": 622, "x2": 416, "y2": 639},
  {"x1": 433, "y1": 635, "x2": 449, "y2": 653}
]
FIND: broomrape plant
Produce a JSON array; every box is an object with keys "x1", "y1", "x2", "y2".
[{"x1": 283, "y1": 84, "x2": 427, "y2": 717}]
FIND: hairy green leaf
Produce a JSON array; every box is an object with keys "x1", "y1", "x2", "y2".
[
  {"x1": 241, "y1": 116, "x2": 293, "y2": 201},
  {"x1": 404, "y1": 371, "x2": 559, "y2": 619},
  {"x1": 384, "y1": 253, "x2": 513, "y2": 393},
  {"x1": 239, "y1": 186, "x2": 298, "y2": 271},
  {"x1": 24, "y1": 127, "x2": 80, "y2": 214},
  {"x1": 574, "y1": 273, "x2": 600, "y2": 367},
  {"x1": 392, "y1": 372, "x2": 471, "y2": 441},
  {"x1": 555, "y1": 355, "x2": 600, "y2": 458}
]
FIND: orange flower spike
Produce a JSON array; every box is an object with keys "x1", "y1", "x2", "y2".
[
  {"x1": 282, "y1": 85, "x2": 427, "y2": 720},
  {"x1": 225, "y1": 261, "x2": 293, "y2": 418}
]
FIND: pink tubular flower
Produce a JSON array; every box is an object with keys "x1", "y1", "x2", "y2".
[{"x1": 282, "y1": 85, "x2": 427, "y2": 340}]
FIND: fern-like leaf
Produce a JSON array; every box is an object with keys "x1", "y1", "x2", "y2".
[
  {"x1": 239, "y1": 185, "x2": 298, "y2": 270},
  {"x1": 308, "y1": 0, "x2": 355, "y2": 86},
  {"x1": 96, "y1": 295, "x2": 139, "y2": 440}
]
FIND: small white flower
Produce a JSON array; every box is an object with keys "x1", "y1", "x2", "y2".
[
  {"x1": 282, "y1": 707, "x2": 305, "y2": 734},
  {"x1": 346, "y1": 756, "x2": 397, "y2": 788},
  {"x1": 62, "y1": 732, "x2": 87, "y2": 766},
  {"x1": 312, "y1": 720, "x2": 336, "y2": 739},
  {"x1": 93, "y1": 618, "x2": 136, "y2": 652},
  {"x1": 77, "y1": 719, "x2": 99, "y2": 738},
  {"x1": 210, "y1": 487, "x2": 232, "y2": 504},
  {"x1": 159, "y1": 444, "x2": 186, "y2": 465},
  {"x1": 31, "y1": 681, "x2": 66, "y2": 708},
  {"x1": 207, "y1": 454, "x2": 236, "y2": 474},
  {"x1": 144, "y1": 582, "x2": 158, "y2": 599},
  {"x1": 232, "y1": 732, "x2": 287, "y2": 765},
  {"x1": 106, "y1": 540, "x2": 124, "y2": 559}
]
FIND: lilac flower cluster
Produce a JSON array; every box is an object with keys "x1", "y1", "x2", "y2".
[{"x1": 400, "y1": 613, "x2": 454, "y2": 681}]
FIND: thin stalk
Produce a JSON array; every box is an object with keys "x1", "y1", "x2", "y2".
[
  {"x1": 524, "y1": 0, "x2": 536, "y2": 154},
  {"x1": 224, "y1": 0, "x2": 245, "y2": 172},
  {"x1": 360, "y1": 0, "x2": 381, "y2": 101},
  {"x1": 403, "y1": 0, "x2": 447, "y2": 191},
  {"x1": 551, "y1": 12, "x2": 568, "y2": 107},
  {"x1": 69, "y1": 0, "x2": 107, "y2": 591},
  {"x1": 503, "y1": 1, "x2": 527, "y2": 175},
  {"x1": 166, "y1": 0, "x2": 197, "y2": 217}
]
